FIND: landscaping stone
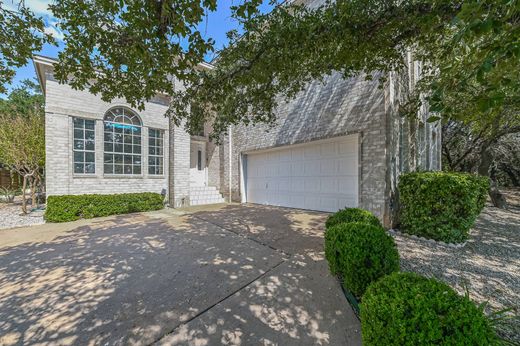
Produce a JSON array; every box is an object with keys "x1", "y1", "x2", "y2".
[{"x1": 0, "y1": 203, "x2": 45, "y2": 230}]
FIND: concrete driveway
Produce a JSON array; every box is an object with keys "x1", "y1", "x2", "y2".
[{"x1": 0, "y1": 204, "x2": 361, "y2": 346}]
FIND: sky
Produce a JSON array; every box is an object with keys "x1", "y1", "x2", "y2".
[{"x1": 4, "y1": 0, "x2": 276, "y2": 95}]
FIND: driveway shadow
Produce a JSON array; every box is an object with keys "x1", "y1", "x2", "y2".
[
  {"x1": 0, "y1": 214, "x2": 284, "y2": 345},
  {"x1": 188, "y1": 204, "x2": 329, "y2": 256}
]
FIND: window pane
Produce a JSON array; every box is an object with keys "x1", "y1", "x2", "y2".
[
  {"x1": 104, "y1": 154, "x2": 113, "y2": 163},
  {"x1": 74, "y1": 129, "x2": 84, "y2": 139},
  {"x1": 74, "y1": 151, "x2": 84, "y2": 163},
  {"x1": 114, "y1": 164, "x2": 123, "y2": 174},
  {"x1": 133, "y1": 156, "x2": 141, "y2": 165},
  {"x1": 124, "y1": 165, "x2": 132, "y2": 174},
  {"x1": 124, "y1": 155, "x2": 132, "y2": 164},
  {"x1": 133, "y1": 145, "x2": 141, "y2": 154},
  {"x1": 85, "y1": 163, "x2": 95, "y2": 174},
  {"x1": 124, "y1": 144, "x2": 132, "y2": 153},
  {"x1": 74, "y1": 163, "x2": 84, "y2": 173},
  {"x1": 74, "y1": 140, "x2": 84, "y2": 150},
  {"x1": 85, "y1": 139, "x2": 95, "y2": 151},
  {"x1": 115, "y1": 143, "x2": 123, "y2": 152},
  {"x1": 133, "y1": 165, "x2": 141, "y2": 174},
  {"x1": 85, "y1": 120, "x2": 95, "y2": 130},
  {"x1": 150, "y1": 147, "x2": 156, "y2": 155},
  {"x1": 104, "y1": 131, "x2": 113, "y2": 142},
  {"x1": 85, "y1": 130, "x2": 95, "y2": 140},
  {"x1": 104, "y1": 142, "x2": 113, "y2": 152},
  {"x1": 114, "y1": 154, "x2": 123, "y2": 164},
  {"x1": 104, "y1": 164, "x2": 113, "y2": 174},
  {"x1": 114, "y1": 133, "x2": 123, "y2": 144},
  {"x1": 73, "y1": 118, "x2": 84, "y2": 128},
  {"x1": 85, "y1": 152, "x2": 95, "y2": 163}
]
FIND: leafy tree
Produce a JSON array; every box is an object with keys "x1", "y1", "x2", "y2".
[
  {"x1": 0, "y1": 1, "x2": 54, "y2": 94},
  {"x1": 0, "y1": 80, "x2": 45, "y2": 213}
]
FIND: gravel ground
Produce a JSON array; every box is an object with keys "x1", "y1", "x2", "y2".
[
  {"x1": 395, "y1": 189, "x2": 520, "y2": 342},
  {"x1": 0, "y1": 200, "x2": 45, "y2": 230}
]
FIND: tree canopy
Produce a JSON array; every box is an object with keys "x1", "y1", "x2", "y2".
[
  {"x1": 1, "y1": 0, "x2": 518, "y2": 139},
  {"x1": 0, "y1": 1, "x2": 54, "y2": 94},
  {"x1": 0, "y1": 79, "x2": 45, "y2": 212}
]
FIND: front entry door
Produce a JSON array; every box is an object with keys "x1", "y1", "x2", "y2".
[{"x1": 190, "y1": 141, "x2": 207, "y2": 186}]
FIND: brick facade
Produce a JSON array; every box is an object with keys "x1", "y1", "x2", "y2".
[
  {"x1": 42, "y1": 64, "x2": 175, "y2": 198},
  {"x1": 219, "y1": 59, "x2": 441, "y2": 226}
]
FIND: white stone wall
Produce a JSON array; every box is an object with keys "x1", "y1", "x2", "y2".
[{"x1": 43, "y1": 66, "x2": 172, "y2": 197}]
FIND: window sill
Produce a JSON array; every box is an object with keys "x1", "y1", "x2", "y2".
[
  {"x1": 73, "y1": 174, "x2": 98, "y2": 179},
  {"x1": 147, "y1": 175, "x2": 166, "y2": 179},
  {"x1": 103, "y1": 174, "x2": 144, "y2": 179}
]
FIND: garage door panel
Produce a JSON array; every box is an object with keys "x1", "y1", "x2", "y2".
[
  {"x1": 320, "y1": 160, "x2": 337, "y2": 176},
  {"x1": 304, "y1": 161, "x2": 321, "y2": 176},
  {"x1": 320, "y1": 142, "x2": 337, "y2": 157},
  {"x1": 246, "y1": 135, "x2": 359, "y2": 213},
  {"x1": 291, "y1": 148, "x2": 304, "y2": 161}
]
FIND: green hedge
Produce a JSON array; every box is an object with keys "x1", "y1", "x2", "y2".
[
  {"x1": 361, "y1": 272, "x2": 498, "y2": 345},
  {"x1": 45, "y1": 192, "x2": 164, "y2": 222},
  {"x1": 399, "y1": 172, "x2": 489, "y2": 243},
  {"x1": 325, "y1": 207, "x2": 382, "y2": 229},
  {"x1": 324, "y1": 222, "x2": 400, "y2": 298}
]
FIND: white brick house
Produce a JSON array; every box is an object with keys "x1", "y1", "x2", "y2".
[{"x1": 34, "y1": 48, "x2": 440, "y2": 226}]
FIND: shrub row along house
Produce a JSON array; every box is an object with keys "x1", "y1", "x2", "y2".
[{"x1": 34, "y1": 47, "x2": 440, "y2": 226}]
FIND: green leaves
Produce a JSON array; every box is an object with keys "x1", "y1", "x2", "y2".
[
  {"x1": 45, "y1": 193, "x2": 164, "y2": 222},
  {"x1": 398, "y1": 172, "x2": 490, "y2": 243},
  {"x1": 0, "y1": 1, "x2": 55, "y2": 93},
  {"x1": 361, "y1": 272, "x2": 499, "y2": 345},
  {"x1": 324, "y1": 221, "x2": 400, "y2": 298}
]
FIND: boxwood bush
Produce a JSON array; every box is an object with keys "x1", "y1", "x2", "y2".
[
  {"x1": 399, "y1": 172, "x2": 489, "y2": 243},
  {"x1": 45, "y1": 192, "x2": 164, "y2": 222},
  {"x1": 361, "y1": 272, "x2": 499, "y2": 345},
  {"x1": 325, "y1": 207, "x2": 382, "y2": 229},
  {"x1": 324, "y1": 222, "x2": 400, "y2": 298}
]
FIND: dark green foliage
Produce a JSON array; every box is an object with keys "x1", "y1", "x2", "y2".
[
  {"x1": 45, "y1": 192, "x2": 164, "y2": 222},
  {"x1": 325, "y1": 207, "x2": 382, "y2": 229},
  {"x1": 361, "y1": 272, "x2": 499, "y2": 346},
  {"x1": 399, "y1": 172, "x2": 489, "y2": 243},
  {"x1": 324, "y1": 222, "x2": 400, "y2": 298}
]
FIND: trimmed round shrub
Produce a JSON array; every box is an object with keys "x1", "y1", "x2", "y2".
[
  {"x1": 399, "y1": 172, "x2": 489, "y2": 243},
  {"x1": 325, "y1": 207, "x2": 382, "y2": 229},
  {"x1": 361, "y1": 272, "x2": 499, "y2": 345},
  {"x1": 324, "y1": 222, "x2": 399, "y2": 298}
]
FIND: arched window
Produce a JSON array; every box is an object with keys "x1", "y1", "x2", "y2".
[{"x1": 103, "y1": 107, "x2": 142, "y2": 175}]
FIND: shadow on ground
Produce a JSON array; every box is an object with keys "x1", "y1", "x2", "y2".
[{"x1": 0, "y1": 205, "x2": 360, "y2": 346}]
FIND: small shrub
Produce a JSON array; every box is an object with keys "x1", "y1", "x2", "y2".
[
  {"x1": 45, "y1": 192, "x2": 164, "y2": 222},
  {"x1": 0, "y1": 186, "x2": 17, "y2": 203},
  {"x1": 361, "y1": 272, "x2": 499, "y2": 345},
  {"x1": 325, "y1": 207, "x2": 382, "y2": 229},
  {"x1": 324, "y1": 222, "x2": 399, "y2": 298},
  {"x1": 399, "y1": 172, "x2": 489, "y2": 243}
]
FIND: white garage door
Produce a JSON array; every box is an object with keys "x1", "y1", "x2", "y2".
[{"x1": 245, "y1": 135, "x2": 359, "y2": 212}]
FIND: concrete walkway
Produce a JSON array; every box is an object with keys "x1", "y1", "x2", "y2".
[{"x1": 0, "y1": 204, "x2": 361, "y2": 346}]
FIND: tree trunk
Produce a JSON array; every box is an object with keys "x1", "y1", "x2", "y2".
[
  {"x1": 21, "y1": 175, "x2": 28, "y2": 214},
  {"x1": 30, "y1": 175, "x2": 38, "y2": 208},
  {"x1": 478, "y1": 145, "x2": 507, "y2": 209}
]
